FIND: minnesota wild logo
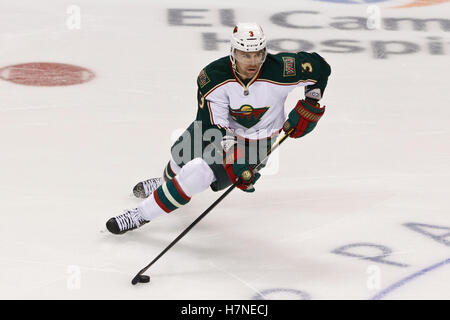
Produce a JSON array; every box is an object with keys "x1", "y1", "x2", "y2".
[{"x1": 229, "y1": 104, "x2": 269, "y2": 128}]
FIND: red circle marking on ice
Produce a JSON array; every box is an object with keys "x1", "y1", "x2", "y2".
[{"x1": 0, "y1": 62, "x2": 95, "y2": 86}]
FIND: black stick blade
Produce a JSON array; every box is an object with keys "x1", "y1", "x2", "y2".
[{"x1": 131, "y1": 274, "x2": 150, "y2": 285}]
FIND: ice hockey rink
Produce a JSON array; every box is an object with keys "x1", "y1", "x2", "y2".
[{"x1": 1, "y1": 0, "x2": 449, "y2": 299}]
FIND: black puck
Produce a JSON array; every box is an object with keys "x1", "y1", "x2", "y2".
[{"x1": 132, "y1": 274, "x2": 150, "y2": 285}]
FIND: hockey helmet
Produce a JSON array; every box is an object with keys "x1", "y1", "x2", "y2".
[{"x1": 230, "y1": 23, "x2": 267, "y2": 67}]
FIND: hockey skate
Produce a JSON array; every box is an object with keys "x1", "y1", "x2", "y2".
[
  {"x1": 106, "y1": 208, "x2": 149, "y2": 234},
  {"x1": 132, "y1": 177, "x2": 163, "y2": 199}
]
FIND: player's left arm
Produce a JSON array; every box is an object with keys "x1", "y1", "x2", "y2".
[{"x1": 283, "y1": 52, "x2": 331, "y2": 138}]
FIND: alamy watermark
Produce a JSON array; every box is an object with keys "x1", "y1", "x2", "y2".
[
  {"x1": 66, "y1": 5, "x2": 81, "y2": 30},
  {"x1": 66, "y1": 265, "x2": 81, "y2": 290},
  {"x1": 366, "y1": 265, "x2": 381, "y2": 290},
  {"x1": 366, "y1": 5, "x2": 382, "y2": 30}
]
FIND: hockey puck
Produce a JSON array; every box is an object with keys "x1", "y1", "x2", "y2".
[{"x1": 131, "y1": 274, "x2": 150, "y2": 285}]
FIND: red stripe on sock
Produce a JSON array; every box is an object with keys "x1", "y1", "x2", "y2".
[
  {"x1": 167, "y1": 162, "x2": 175, "y2": 177},
  {"x1": 153, "y1": 190, "x2": 172, "y2": 213},
  {"x1": 172, "y1": 177, "x2": 191, "y2": 201}
]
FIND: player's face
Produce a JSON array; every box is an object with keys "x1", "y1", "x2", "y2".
[{"x1": 234, "y1": 49, "x2": 265, "y2": 80}]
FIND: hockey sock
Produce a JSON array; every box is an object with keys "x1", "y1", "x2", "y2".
[
  {"x1": 154, "y1": 177, "x2": 191, "y2": 213},
  {"x1": 163, "y1": 158, "x2": 181, "y2": 181}
]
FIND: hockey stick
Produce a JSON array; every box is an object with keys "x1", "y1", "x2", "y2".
[{"x1": 131, "y1": 128, "x2": 294, "y2": 285}]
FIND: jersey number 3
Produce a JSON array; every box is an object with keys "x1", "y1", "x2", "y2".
[{"x1": 301, "y1": 62, "x2": 313, "y2": 73}]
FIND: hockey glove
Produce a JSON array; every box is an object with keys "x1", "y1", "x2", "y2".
[
  {"x1": 221, "y1": 136, "x2": 261, "y2": 193},
  {"x1": 283, "y1": 99, "x2": 325, "y2": 138}
]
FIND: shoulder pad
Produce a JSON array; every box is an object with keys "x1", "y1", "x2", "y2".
[
  {"x1": 197, "y1": 56, "x2": 234, "y2": 96},
  {"x1": 296, "y1": 52, "x2": 331, "y2": 79},
  {"x1": 260, "y1": 52, "x2": 330, "y2": 85},
  {"x1": 260, "y1": 52, "x2": 301, "y2": 84}
]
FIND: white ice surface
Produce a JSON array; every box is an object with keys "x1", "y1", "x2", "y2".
[{"x1": 0, "y1": 0, "x2": 449, "y2": 299}]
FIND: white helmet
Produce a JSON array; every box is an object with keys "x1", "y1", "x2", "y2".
[{"x1": 230, "y1": 23, "x2": 267, "y2": 69}]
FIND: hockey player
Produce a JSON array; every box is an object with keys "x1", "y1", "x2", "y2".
[{"x1": 106, "y1": 22, "x2": 331, "y2": 234}]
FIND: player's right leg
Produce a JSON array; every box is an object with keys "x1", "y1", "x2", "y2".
[
  {"x1": 106, "y1": 121, "x2": 234, "y2": 235},
  {"x1": 106, "y1": 157, "x2": 216, "y2": 234}
]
